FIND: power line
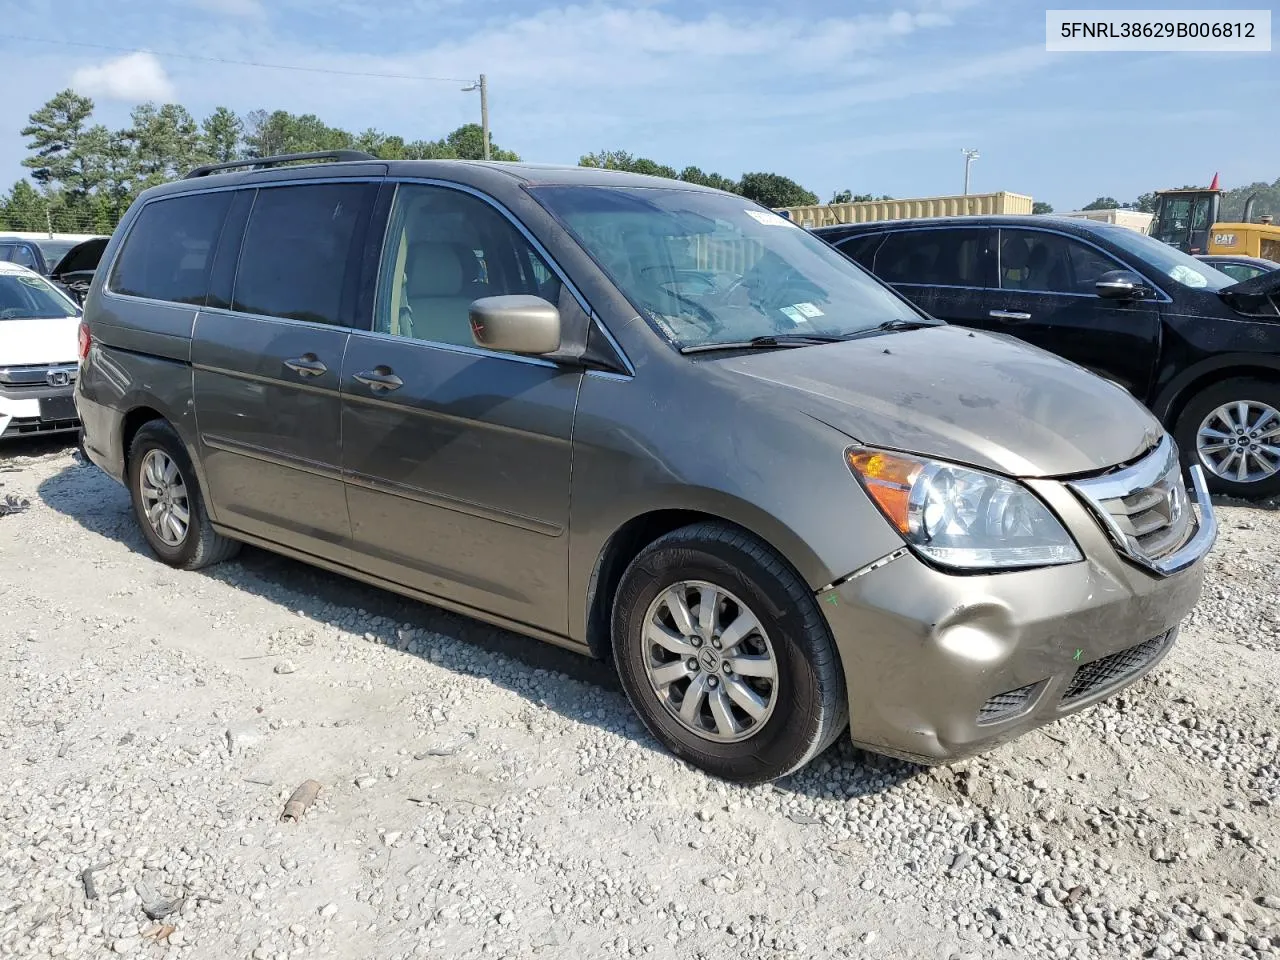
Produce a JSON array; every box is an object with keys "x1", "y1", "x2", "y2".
[{"x1": 0, "y1": 33, "x2": 476, "y2": 84}]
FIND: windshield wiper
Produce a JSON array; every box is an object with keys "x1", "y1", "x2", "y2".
[
  {"x1": 840, "y1": 318, "x2": 940, "y2": 340},
  {"x1": 680, "y1": 333, "x2": 850, "y2": 355}
]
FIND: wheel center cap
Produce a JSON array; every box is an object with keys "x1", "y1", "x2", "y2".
[{"x1": 699, "y1": 647, "x2": 721, "y2": 672}]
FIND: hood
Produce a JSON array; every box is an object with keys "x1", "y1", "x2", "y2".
[
  {"x1": 1221, "y1": 267, "x2": 1280, "y2": 299},
  {"x1": 49, "y1": 237, "x2": 108, "y2": 278},
  {"x1": 0, "y1": 316, "x2": 81, "y2": 366},
  {"x1": 715, "y1": 325, "x2": 1164, "y2": 478}
]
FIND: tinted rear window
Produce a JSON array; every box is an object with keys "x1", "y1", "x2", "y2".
[
  {"x1": 110, "y1": 192, "x2": 232, "y2": 303},
  {"x1": 232, "y1": 183, "x2": 374, "y2": 327},
  {"x1": 835, "y1": 233, "x2": 884, "y2": 269}
]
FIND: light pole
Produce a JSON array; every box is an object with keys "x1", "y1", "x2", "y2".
[
  {"x1": 462, "y1": 74, "x2": 490, "y2": 161},
  {"x1": 961, "y1": 148, "x2": 979, "y2": 195}
]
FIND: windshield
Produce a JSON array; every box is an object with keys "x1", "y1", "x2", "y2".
[
  {"x1": 1099, "y1": 224, "x2": 1235, "y2": 291},
  {"x1": 33, "y1": 239, "x2": 81, "y2": 264},
  {"x1": 0, "y1": 272, "x2": 79, "y2": 319},
  {"x1": 529, "y1": 185, "x2": 930, "y2": 348}
]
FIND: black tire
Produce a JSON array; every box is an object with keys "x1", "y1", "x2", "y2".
[
  {"x1": 611, "y1": 522, "x2": 848, "y2": 784},
  {"x1": 127, "y1": 420, "x2": 240, "y2": 570},
  {"x1": 1173, "y1": 378, "x2": 1280, "y2": 500}
]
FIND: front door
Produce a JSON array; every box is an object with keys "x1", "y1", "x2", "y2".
[
  {"x1": 340, "y1": 182, "x2": 581, "y2": 634},
  {"x1": 981, "y1": 228, "x2": 1161, "y2": 399},
  {"x1": 192, "y1": 179, "x2": 379, "y2": 556}
]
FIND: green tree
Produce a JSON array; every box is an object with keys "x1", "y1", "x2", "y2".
[
  {"x1": 242, "y1": 109, "x2": 354, "y2": 157},
  {"x1": 200, "y1": 107, "x2": 243, "y2": 164},
  {"x1": 443, "y1": 123, "x2": 519, "y2": 161},
  {"x1": 1220, "y1": 178, "x2": 1280, "y2": 221},
  {"x1": 738, "y1": 172, "x2": 818, "y2": 208},
  {"x1": 0, "y1": 179, "x2": 51, "y2": 231},
  {"x1": 20, "y1": 89, "x2": 98, "y2": 194},
  {"x1": 831, "y1": 189, "x2": 852, "y2": 204},
  {"x1": 579, "y1": 150, "x2": 675, "y2": 178},
  {"x1": 1032, "y1": 201, "x2": 1054, "y2": 214},
  {"x1": 1082, "y1": 196, "x2": 1120, "y2": 211},
  {"x1": 123, "y1": 103, "x2": 202, "y2": 187},
  {"x1": 679, "y1": 166, "x2": 738, "y2": 192}
]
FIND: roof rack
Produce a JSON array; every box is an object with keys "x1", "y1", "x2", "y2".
[{"x1": 183, "y1": 150, "x2": 377, "y2": 179}]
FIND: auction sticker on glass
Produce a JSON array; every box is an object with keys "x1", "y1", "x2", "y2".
[{"x1": 1046, "y1": 9, "x2": 1271, "y2": 51}]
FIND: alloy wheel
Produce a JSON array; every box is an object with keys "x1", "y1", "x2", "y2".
[
  {"x1": 642, "y1": 580, "x2": 779, "y2": 744},
  {"x1": 139, "y1": 449, "x2": 190, "y2": 547},
  {"x1": 1196, "y1": 401, "x2": 1280, "y2": 485}
]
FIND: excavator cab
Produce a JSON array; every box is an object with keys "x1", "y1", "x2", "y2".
[{"x1": 1149, "y1": 186, "x2": 1220, "y2": 254}]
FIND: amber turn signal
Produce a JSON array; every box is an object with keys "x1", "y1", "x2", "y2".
[{"x1": 845, "y1": 449, "x2": 924, "y2": 534}]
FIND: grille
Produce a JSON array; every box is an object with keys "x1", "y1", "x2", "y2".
[
  {"x1": 1061, "y1": 631, "x2": 1172, "y2": 704},
  {"x1": 1069, "y1": 436, "x2": 1195, "y2": 572},
  {"x1": 977, "y1": 681, "x2": 1042, "y2": 724},
  {"x1": 0, "y1": 363, "x2": 78, "y2": 390}
]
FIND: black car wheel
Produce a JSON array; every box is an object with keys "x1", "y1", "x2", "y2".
[
  {"x1": 1175, "y1": 378, "x2": 1280, "y2": 500},
  {"x1": 127, "y1": 420, "x2": 240, "y2": 569},
  {"x1": 612, "y1": 522, "x2": 848, "y2": 784}
]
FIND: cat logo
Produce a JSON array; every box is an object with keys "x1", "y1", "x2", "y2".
[{"x1": 1213, "y1": 233, "x2": 1237, "y2": 246}]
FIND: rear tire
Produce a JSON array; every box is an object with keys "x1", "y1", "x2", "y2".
[
  {"x1": 611, "y1": 522, "x2": 847, "y2": 784},
  {"x1": 1174, "y1": 378, "x2": 1280, "y2": 500},
  {"x1": 127, "y1": 420, "x2": 240, "y2": 570}
]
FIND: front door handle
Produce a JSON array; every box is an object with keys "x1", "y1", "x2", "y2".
[
  {"x1": 353, "y1": 366, "x2": 404, "y2": 392},
  {"x1": 284, "y1": 354, "x2": 328, "y2": 377},
  {"x1": 989, "y1": 310, "x2": 1032, "y2": 322}
]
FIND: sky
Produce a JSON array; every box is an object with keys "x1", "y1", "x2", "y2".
[{"x1": 0, "y1": 0, "x2": 1276, "y2": 211}]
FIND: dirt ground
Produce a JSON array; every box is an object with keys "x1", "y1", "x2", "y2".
[{"x1": 1, "y1": 437, "x2": 1277, "y2": 960}]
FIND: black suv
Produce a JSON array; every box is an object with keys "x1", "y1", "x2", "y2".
[{"x1": 816, "y1": 216, "x2": 1280, "y2": 499}]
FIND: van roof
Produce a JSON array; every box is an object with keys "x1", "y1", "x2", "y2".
[{"x1": 143, "y1": 158, "x2": 725, "y2": 198}]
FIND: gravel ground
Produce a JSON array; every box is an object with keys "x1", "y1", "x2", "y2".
[{"x1": 1, "y1": 438, "x2": 1278, "y2": 960}]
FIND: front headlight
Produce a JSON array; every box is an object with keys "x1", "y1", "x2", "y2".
[{"x1": 845, "y1": 448, "x2": 1082, "y2": 570}]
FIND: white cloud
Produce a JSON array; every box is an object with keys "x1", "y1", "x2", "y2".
[
  {"x1": 190, "y1": 0, "x2": 265, "y2": 16},
  {"x1": 70, "y1": 52, "x2": 176, "y2": 102}
]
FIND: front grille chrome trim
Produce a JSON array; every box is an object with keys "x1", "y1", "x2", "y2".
[{"x1": 1068, "y1": 436, "x2": 1217, "y2": 577}]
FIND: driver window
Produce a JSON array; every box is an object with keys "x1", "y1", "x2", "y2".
[
  {"x1": 999, "y1": 230, "x2": 1122, "y2": 294},
  {"x1": 376, "y1": 184, "x2": 562, "y2": 347}
]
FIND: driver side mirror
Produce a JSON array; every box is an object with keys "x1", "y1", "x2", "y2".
[
  {"x1": 1095, "y1": 270, "x2": 1151, "y2": 301},
  {"x1": 469, "y1": 295, "x2": 562, "y2": 355}
]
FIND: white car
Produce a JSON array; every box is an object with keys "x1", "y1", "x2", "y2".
[{"x1": 0, "y1": 262, "x2": 82, "y2": 440}]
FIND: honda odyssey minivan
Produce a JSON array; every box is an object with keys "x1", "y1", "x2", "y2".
[{"x1": 76, "y1": 154, "x2": 1216, "y2": 783}]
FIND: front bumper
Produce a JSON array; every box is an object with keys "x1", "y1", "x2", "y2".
[
  {"x1": 819, "y1": 468, "x2": 1214, "y2": 763},
  {"x1": 0, "y1": 384, "x2": 80, "y2": 439}
]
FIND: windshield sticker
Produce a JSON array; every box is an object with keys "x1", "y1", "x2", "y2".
[
  {"x1": 793, "y1": 302, "x2": 824, "y2": 318},
  {"x1": 17, "y1": 276, "x2": 44, "y2": 287},
  {"x1": 779, "y1": 306, "x2": 806, "y2": 325},
  {"x1": 745, "y1": 209, "x2": 794, "y2": 227},
  {"x1": 1169, "y1": 264, "x2": 1209, "y2": 288}
]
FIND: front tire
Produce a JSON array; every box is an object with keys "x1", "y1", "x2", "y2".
[
  {"x1": 127, "y1": 420, "x2": 240, "y2": 570},
  {"x1": 612, "y1": 522, "x2": 847, "y2": 784},
  {"x1": 1174, "y1": 378, "x2": 1280, "y2": 500}
]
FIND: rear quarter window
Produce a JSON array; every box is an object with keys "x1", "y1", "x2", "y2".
[{"x1": 109, "y1": 192, "x2": 233, "y2": 304}]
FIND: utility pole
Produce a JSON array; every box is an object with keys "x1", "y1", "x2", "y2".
[
  {"x1": 961, "y1": 148, "x2": 979, "y2": 196},
  {"x1": 45, "y1": 208, "x2": 54, "y2": 238},
  {"x1": 463, "y1": 74, "x2": 491, "y2": 160}
]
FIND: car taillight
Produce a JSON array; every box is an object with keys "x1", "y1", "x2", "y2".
[{"x1": 77, "y1": 322, "x2": 91, "y2": 362}]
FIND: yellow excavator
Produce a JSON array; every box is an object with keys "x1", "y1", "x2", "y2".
[{"x1": 1148, "y1": 173, "x2": 1280, "y2": 259}]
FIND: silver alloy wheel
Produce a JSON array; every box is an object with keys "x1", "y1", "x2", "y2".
[
  {"x1": 1196, "y1": 401, "x2": 1280, "y2": 484},
  {"x1": 139, "y1": 449, "x2": 190, "y2": 547},
  {"x1": 642, "y1": 580, "x2": 779, "y2": 744}
]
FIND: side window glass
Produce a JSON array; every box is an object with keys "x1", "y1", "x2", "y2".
[
  {"x1": 836, "y1": 233, "x2": 882, "y2": 269},
  {"x1": 1000, "y1": 230, "x2": 1124, "y2": 294},
  {"x1": 110, "y1": 192, "x2": 232, "y2": 303},
  {"x1": 875, "y1": 229, "x2": 994, "y2": 287},
  {"x1": 232, "y1": 182, "x2": 375, "y2": 326},
  {"x1": 375, "y1": 184, "x2": 562, "y2": 347},
  {"x1": 8, "y1": 245, "x2": 39, "y2": 270}
]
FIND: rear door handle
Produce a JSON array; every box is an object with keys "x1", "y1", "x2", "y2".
[
  {"x1": 284, "y1": 354, "x2": 328, "y2": 377},
  {"x1": 989, "y1": 310, "x2": 1032, "y2": 322},
  {"x1": 353, "y1": 366, "x2": 404, "y2": 392}
]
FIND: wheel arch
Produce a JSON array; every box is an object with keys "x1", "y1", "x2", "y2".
[
  {"x1": 1154, "y1": 354, "x2": 1280, "y2": 426},
  {"x1": 581, "y1": 506, "x2": 826, "y2": 661}
]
